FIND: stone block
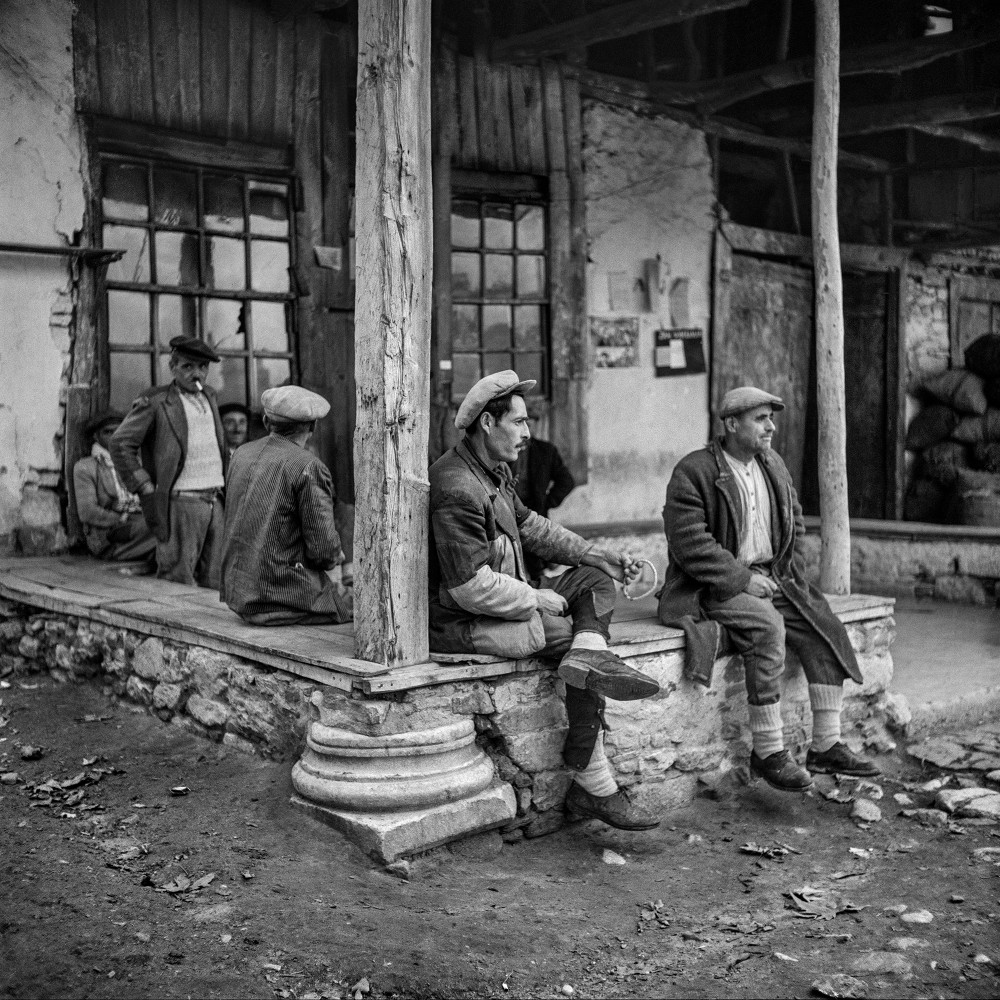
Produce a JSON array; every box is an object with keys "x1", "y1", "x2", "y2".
[
  {"x1": 222, "y1": 731, "x2": 256, "y2": 756},
  {"x1": 0, "y1": 620, "x2": 24, "y2": 641},
  {"x1": 314, "y1": 690, "x2": 394, "y2": 734},
  {"x1": 493, "y1": 700, "x2": 567, "y2": 734},
  {"x1": 523, "y1": 809, "x2": 564, "y2": 838},
  {"x1": 126, "y1": 675, "x2": 154, "y2": 706},
  {"x1": 531, "y1": 770, "x2": 573, "y2": 812},
  {"x1": 132, "y1": 637, "x2": 165, "y2": 681},
  {"x1": 450, "y1": 684, "x2": 494, "y2": 716},
  {"x1": 505, "y1": 728, "x2": 567, "y2": 773},
  {"x1": 224, "y1": 689, "x2": 276, "y2": 743},
  {"x1": 934, "y1": 575, "x2": 991, "y2": 606},
  {"x1": 187, "y1": 648, "x2": 231, "y2": 697},
  {"x1": 491, "y1": 673, "x2": 558, "y2": 713},
  {"x1": 187, "y1": 694, "x2": 228, "y2": 729},
  {"x1": 290, "y1": 782, "x2": 516, "y2": 863},
  {"x1": 153, "y1": 682, "x2": 185, "y2": 712},
  {"x1": 17, "y1": 636, "x2": 40, "y2": 660},
  {"x1": 955, "y1": 543, "x2": 1000, "y2": 579}
]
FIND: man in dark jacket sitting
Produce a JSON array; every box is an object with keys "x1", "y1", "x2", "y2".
[
  {"x1": 659, "y1": 386, "x2": 879, "y2": 792},
  {"x1": 429, "y1": 370, "x2": 660, "y2": 832},
  {"x1": 220, "y1": 385, "x2": 351, "y2": 626}
]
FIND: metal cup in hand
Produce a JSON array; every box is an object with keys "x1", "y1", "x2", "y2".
[{"x1": 623, "y1": 558, "x2": 658, "y2": 601}]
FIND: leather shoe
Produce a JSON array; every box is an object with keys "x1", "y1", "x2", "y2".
[
  {"x1": 750, "y1": 749, "x2": 814, "y2": 792},
  {"x1": 564, "y1": 782, "x2": 660, "y2": 831},
  {"x1": 806, "y1": 742, "x2": 881, "y2": 777},
  {"x1": 557, "y1": 648, "x2": 659, "y2": 701}
]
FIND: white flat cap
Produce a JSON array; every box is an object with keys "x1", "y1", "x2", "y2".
[
  {"x1": 719, "y1": 386, "x2": 785, "y2": 419},
  {"x1": 261, "y1": 385, "x2": 330, "y2": 422},
  {"x1": 454, "y1": 370, "x2": 537, "y2": 430}
]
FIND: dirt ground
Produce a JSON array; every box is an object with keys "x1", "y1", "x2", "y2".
[{"x1": 1, "y1": 677, "x2": 999, "y2": 1000}]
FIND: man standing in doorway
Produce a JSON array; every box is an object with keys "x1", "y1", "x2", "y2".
[
  {"x1": 111, "y1": 336, "x2": 226, "y2": 588},
  {"x1": 429, "y1": 371, "x2": 661, "y2": 832},
  {"x1": 659, "y1": 386, "x2": 880, "y2": 791}
]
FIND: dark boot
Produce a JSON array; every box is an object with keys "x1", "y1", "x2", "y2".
[
  {"x1": 564, "y1": 782, "x2": 660, "y2": 831},
  {"x1": 558, "y1": 648, "x2": 659, "y2": 701},
  {"x1": 806, "y1": 742, "x2": 881, "y2": 777},
  {"x1": 750, "y1": 749, "x2": 814, "y2": 792}
]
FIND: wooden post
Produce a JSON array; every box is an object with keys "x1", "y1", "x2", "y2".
[
  {"x1": 811, "y1": 0, "x2": 850, "y2": 595},
  {"x1": 353, "y1": 0, "x2": 433, "y2": 666}
]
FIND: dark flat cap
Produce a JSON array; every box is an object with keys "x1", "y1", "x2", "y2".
[
  {"x1": 85, "y1": 408, "x2": 125, "y2": 435},
  {"x1": 218, "y1": 402, "x2": 250, "y2": 418},
  {"x1": 719, "y1": 386, "x2": 785, "y2": 419},
  {"x1": 168, "y1": 336, "x2": 220, "y2": 363},
  {"x1": 455, "y1": 370, "x2": 537, "y2": 430}
]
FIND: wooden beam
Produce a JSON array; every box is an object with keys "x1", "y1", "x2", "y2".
[
  {"x1": 575, "y1": 68, "x2": 891, "y2": 172},
  {"x1": 652, "y1": 28, "x2": 1000, "y2": 115},
  {"x1": 811, "y1": 0, "x2": 850, "y2": 596},
  {"x1": 492, "y1": 0, "x2": 750, "y2": 64},
  {"x1": 353, "y1": 0, "x2": 433, "y2": 667},
  {"x1": 910, "y1": 122, "x2": 1000, "y2": 155},
  {"x1": 765, "y1": 90, "x2": 1000, "y2": 137}
]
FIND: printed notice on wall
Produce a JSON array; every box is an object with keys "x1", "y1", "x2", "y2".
[
  {"x1": 591, "y1": 316, "x2": 640, "y2": 368},
  {"x1": 654, "y1": 327, "x2": 706, "y2": 377}
]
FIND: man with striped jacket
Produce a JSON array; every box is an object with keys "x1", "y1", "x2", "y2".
[{"x1": 220, "y1": 386, "x2": 351, "y2": 626}]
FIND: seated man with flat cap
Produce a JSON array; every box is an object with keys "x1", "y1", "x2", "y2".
[
  {"x1": 429, "y1": 370, "x2": 661, "y2": 832},
  {"x1": 73, "y1": 409, "x2": 156, "y2": 562},
  {"x1": 220, "y1": 385, "x2": 352, "y2": 626},
  {"x1": 659, "y1": 385, "x2": 879, "y2": 793},
  {"x1": 110, "y1": 336, "x2": 227, "y2": 588}
]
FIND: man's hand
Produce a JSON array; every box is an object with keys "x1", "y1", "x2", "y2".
[
  {"x1": 535, "y1": 589, "x2": 569, "y2": 616},
  {"x1": 744, "y1": 572, "x2": 778, "y2": 599},
  {"x1": 583, "y1": 546, "x2": 640, "y2": 585}
]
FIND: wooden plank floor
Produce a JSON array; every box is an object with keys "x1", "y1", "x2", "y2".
[{"x1": 0, "y1": 557, "x2": 894, "y2": 694}]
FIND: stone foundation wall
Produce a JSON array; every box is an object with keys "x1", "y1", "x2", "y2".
[{"x1": 1, "y1": 596, "x2": 899, "y2": 844}]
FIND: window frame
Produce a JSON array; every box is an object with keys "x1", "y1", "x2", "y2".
[
  {"x1": 449, "y1": 174, "x2": 551, "y2": 403},
  {"x1": 93, "y1": 121, "x2": 298, "y2": 412}
]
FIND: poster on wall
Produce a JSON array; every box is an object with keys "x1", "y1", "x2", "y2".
[
  {"x1": 654, "y1": 328, "x2": 706, "y2": 377},
  {"x1": 590, "y1": 316, "x2": 640, "y2": 368}
]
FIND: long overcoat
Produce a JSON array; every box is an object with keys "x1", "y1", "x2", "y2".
[
  {"x1": 659, "y1": 438, "x2": 861, "y2": 684},
  {"x1": 428, "y1": 439, "x2": 590, "y2": 657},
  {"x1": 110, "y1": 383, "x2": 226, "y2": 542}
]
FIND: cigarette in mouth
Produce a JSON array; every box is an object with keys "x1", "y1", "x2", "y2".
[{"x1": 194, "y1": 379, "x2": 203, "y2": 392}]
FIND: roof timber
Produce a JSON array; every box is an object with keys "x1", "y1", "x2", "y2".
[
  {"x1": 763, "y1": 90, "x2": 1000, "y2": 137},
  {"x1": 910, "y1": 122, "x2": 1000, "y2": 155},
  {"x1": 575, "y1": 68, "x2": 890, "y2": 172},
  {"x1": 651, "y1": 28, "x2": 1000, "y2": 115},
  {"x1": 492, "y1": 0, "x2": 750, "y2": 64}
]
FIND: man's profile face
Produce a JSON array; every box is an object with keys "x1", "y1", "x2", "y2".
[
  {"x1": 95, "y1": 423, "x2": 120, "y2": 451},
  {"x1": 728, "y1": 404, "x2": 776, "y2": 455},
  {"x1": 171, "y1": 356, "x2": 210, "y2": 393},
  {"x1": 482, "y1": 394, "x2": 531, "y2": 464},
  {"x1": 222, "y1": 412, "x2": 248, "y2": 449}
]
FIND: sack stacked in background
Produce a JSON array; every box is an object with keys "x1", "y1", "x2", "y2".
[{"x1": 904, "y1": 338, "x2": 1000, "y2": 525}]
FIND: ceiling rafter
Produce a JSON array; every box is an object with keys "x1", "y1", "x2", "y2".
[
  {"x1": 651, "y1": 28, "x2": 1000, "y2": 115},
  {"x1": 492, "y1": 0, "x2": 750, "y2": 64},
  {"x1": 909, "y1": 122, "x2": 1000, "y2": 155}
]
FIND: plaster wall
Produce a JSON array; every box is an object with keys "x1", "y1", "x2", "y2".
[
  {"x1": 0, "y1": 0, "x2": 85, "y2": 553},
  {"x1": 554, "y1": 103, "x2": 715, "y2": 526}
]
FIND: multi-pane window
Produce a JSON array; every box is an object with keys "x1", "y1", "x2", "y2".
[
  {"x1": 100, "y1": 155, "x2": 296, "y2": 411},
  {"x1": 450, "y1": 196, "x2": 548, "y2": 401}
]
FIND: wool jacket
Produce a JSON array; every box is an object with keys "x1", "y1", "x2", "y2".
[
  {"x1": 428, "y1": 439, "x2": 591, "y2": 657},
  {"x1": 110, "y1": 383, "x2": 226, "y2": 543},
  {"x1": 220, "y1": 434, "x2": 350, "y2": 625},
  {"x1": 659, "y1": 438, "x2": 862, "y2": 685}
]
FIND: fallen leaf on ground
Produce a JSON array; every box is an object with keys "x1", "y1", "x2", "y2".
[
  {"x1": 740, "y1": 842, "x2": 791, "y2": 859},
  {"x1": 785, "y1": 886, "x2": 864, "y2": 920},
  {"x1": 774, "y1": 952, "x2": 798, "y2": 962},
  {"x1": 636, "y1": 899, "x2": 670, "y2": 931},
  {"x1": 170, "y1": 786, "x2": 190, "y2": 796},
  {"x1": 19, "y1": 745, "x2": 43, "y2": 760}
]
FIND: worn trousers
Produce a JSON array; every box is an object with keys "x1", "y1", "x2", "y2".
[
  {"x1": 157, "y1": 493, "x2": 223, "y2": 589},
  {"x1": 703, "y1": 587, "x2": 845, "y2": 706},
  {"x1": 538, "y1": 565, "x2": 618, "y2": 771}
]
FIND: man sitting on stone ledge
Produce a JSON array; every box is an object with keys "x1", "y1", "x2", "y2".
[
  {"x1": 428, "y1": 370, "x2": 660, "y2": 832},
  {"x1": 220, "y1": 386, "x2": 352, "y2": 626},
  {"x1": 659, "y1": 385, "x2": 880, "y2": 792}
]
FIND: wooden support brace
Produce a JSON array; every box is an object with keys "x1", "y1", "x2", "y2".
[{"x1": 353, "y1": 0, "x2": 433, "y2": 667}]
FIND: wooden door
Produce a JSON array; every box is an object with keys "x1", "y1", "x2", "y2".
[
  {"x1": 950, "y1": 275, "x2": 1000, "y2": 365},
  {"x1": 714, "y1": 253, "x2": 814, "y2": 490}
]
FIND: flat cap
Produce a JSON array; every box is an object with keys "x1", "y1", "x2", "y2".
[
  {"x1": 261, "y1": 385, "x2": 330, "y2": 422},
  {"x1": 169, "y1": 336, "x2": 220, "y2": 363},
  {"x1": 85, "y1": 408, "x2": 125, "y2": 435},
  {"x1": 455, "y1": 370, "x2": 537, "y2": 430},
  {"x1": 719, "y1": 386, "x2": 785, "y2": 419}
]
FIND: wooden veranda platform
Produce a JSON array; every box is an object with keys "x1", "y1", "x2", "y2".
[{"x1": 0, "y1": 556, "x2": 895, "y2": 694}]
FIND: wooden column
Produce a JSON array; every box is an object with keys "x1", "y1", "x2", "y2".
[
  {"x1": 811, "y1": 0, "x2": 850, "y2": 595},
  {"x1": 353, "y1": 0, "x2": 433, "y2": 666}
]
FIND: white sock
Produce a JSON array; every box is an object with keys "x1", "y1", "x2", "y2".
[
  {"x1": 809, "y1": 684, "x2": 843, "y2": 753},
  {"x1": 573, "y1": 732, "x2": 618, "y2": 798},
  {"x1": 571, "y1": 630, "x2": 607, "y2": 652},
  {"x1": 748, "y1": 702, "x2": 784, "y2": 758}
]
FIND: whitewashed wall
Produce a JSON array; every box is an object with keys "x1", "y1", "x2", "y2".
[
  {"x1": 0, "y1": 0, "x2": 85, "y2": 553},
  {"x1": 555, "y1": 103, "x2": 715, "y2": 528}
]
